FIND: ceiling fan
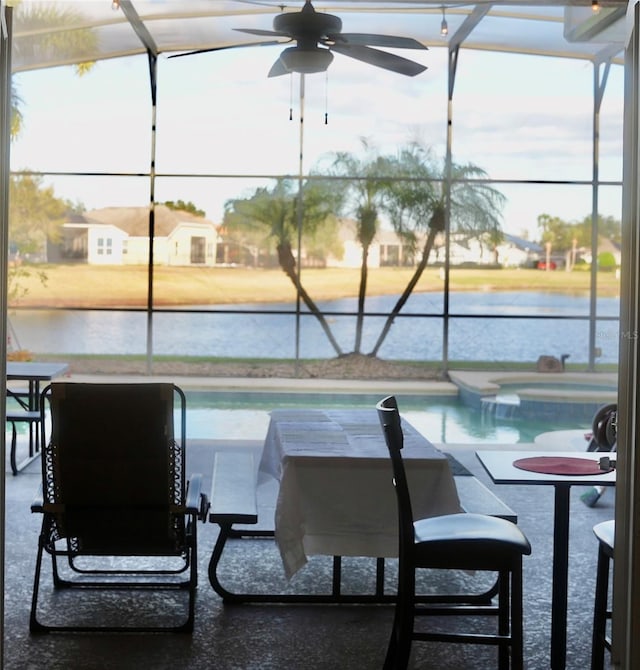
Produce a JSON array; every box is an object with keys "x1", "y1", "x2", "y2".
[{"x1": 170, "y1": 1, "x2": 428, "y2": 78}]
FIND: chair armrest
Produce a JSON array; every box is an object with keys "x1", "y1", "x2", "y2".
[
  {"x1": 186, "y1": 473, "x2": 209, "y2": 521},
  {"x1": 31, "y1": 483, "x2": 44, "y2": 513}
]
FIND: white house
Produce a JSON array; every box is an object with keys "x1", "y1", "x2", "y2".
[
  {"x1": 326, "y1": 220, "x2": 415, "y2": 269},
  {"x1": 325, "y1": 221, "x2": 542, "y2": 269},
  {"x1": 63, "y1": 221, "x2": 128, "y2": 265},
  {"x1": 496, "y1": 234, "x2": 543, "y2": 268},
  {"x1": 59, "y1": 206, "x2": 219, "y2": 267},
  {"x1": 432, "y1": 232, "x2": 543, "y2": 267},
  {"x1": 579, "y1": 236, "x2": 622, "y2": 267}
]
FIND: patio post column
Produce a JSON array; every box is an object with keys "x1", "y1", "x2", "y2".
[
  {"x1": 0, "y1": 6, "x2": 12, "y2": 667},
  {"x1": 441, "y1": 5, "x2": 490, "y2": 374},
  {"x1": 294, "y1": 73, "x2": 305, "y2": 371},
  {"x1": 442, "y1": 45, "x2": 458, "y2": 374},
  {"x1": 145, "y1": 51, "x2": 157, "y2": 376},
  {"x1": 588, "y1": 59, "x2": 611, "y2": 371},
  {"x1": 613, "y1": 2, "x2": 640, "y2": 667},
  {"x1": 119, "y1": 0, "x2": 159, "y2": 375}
]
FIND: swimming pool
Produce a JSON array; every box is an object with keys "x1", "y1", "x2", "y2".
[
  {"x1": 4, "y1": 388, "x2": 604, "y2": 448},
  {"x1": 184, "y1": 391, "x2": 593, "y2": 444},
  {"x1": 449, "y1": 371, "x2": 617, "y2": 424}
]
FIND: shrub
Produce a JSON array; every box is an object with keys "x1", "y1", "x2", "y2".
[{"x1": 597, "y1": 251, "x2": 617, "y2": 272}]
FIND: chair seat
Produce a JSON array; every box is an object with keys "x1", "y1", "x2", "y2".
[
  {"x1": 591, "y1": 519, "x2": 614, "y2": 670},
  {"x1": 593, "y1": 519, "x2": 615, "y2": 552},
  {"x1": 414, "y1": 512, "x2": 532, "y2": 569}
]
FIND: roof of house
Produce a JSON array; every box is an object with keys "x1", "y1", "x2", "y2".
[
  {"x1": 65, "y1": 212, "x2": 98, "y2": 226},
  {"x1": 84, "y1": 205, "x2": 215, "y2": 237},
  {"x1": 595, "y1": 236, "x2": 622, "y2": 253},
  {"x1": 503, "y1": 233, "x2": 544, "y2": 253}
]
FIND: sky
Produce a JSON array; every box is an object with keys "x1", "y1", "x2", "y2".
[{"x1": 9, "y1": 37, "x2": 625, "y2": 241}]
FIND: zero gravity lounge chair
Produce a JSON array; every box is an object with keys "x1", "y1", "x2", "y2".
[{"x1": 30, "y1": 383, "x2": 207, "y2": 633}]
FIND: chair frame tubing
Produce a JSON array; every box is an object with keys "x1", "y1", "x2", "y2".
[
  {"x1": 29, "y1": 383, "x2": 202, "y2": 634},
  {"x1": 591, "y1": 538, "x2": 613, "y2": 670},
  {"x1": 377, "y1": 395, "x2": 527, "y2": 670},
  {"x1": 383, "y1": 564, "x2": 523, "y2": 670},
  {"x1": 30, "y1": 513, "x2": 198, "y2": 633}
]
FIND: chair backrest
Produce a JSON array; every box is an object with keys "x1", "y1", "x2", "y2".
[
  {"x1": 41, "y1": 382, "x2": 186, "y2": 555},
  {"x1": 376, "y1": 395, "x2": 415, "y2": 554}
]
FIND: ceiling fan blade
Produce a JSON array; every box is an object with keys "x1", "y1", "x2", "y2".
[
  {"x1": 331, "y1": 33, "x2": 427, "y2": 51},
  {"x1": 330, "y1": 43, "x2": 427, "y2": 77},
  {"x1": 168, "y1": 40, "x2": 285, "y2": 59},
  {"x1": 234, "y1": 27, "x2": 289, "y2": 38},
  {"x1": 268, "y1": 56, "x2": 290, "y2": 78}
]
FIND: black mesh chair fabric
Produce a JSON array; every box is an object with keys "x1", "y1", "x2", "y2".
[
  {"x1": 47, "y1": 383, "x2": 179, "y2": 555},
  {"x1": 30, "y1": 382, "x2": 205, "y2": 633}
]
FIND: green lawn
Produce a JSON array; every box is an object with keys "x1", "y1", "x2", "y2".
[{"x1": 10, "y1": 263, "x2": 620, "y2": 309}]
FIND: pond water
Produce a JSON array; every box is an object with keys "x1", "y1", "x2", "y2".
[{"x1": 9, "y1": 291, "x2": 621, "y2": 364}]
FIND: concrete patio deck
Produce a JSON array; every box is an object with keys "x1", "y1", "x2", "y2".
[{"x1": 3, "y1": 431, "x2": 614, "y2": 669}]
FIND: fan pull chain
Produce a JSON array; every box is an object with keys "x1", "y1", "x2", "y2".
[
  {"x1": 324, "y1": 71, "x2": 329, "y2": 125},
  {"x1": 289, "y1": 73, "x2": 294, "y2": 120}
]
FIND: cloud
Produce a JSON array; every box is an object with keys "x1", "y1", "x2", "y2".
[{"x1": 10, "y1": 44, "x2": 624, "y2": 227}]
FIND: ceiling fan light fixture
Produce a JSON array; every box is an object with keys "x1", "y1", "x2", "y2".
[
  {"x1": 440, "y1": 6, "x2": 449, "y2": 37},
  {"x1": 279, "y1": 46, "x2": 334, "y2": 74}
]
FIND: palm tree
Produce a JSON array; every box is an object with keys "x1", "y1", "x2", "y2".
[
  {"x1": 369, "y1": 142, "x2": 506, "y2": 356},
  {"x1": 10, "y1": 82, "x2": 23, "y2": 138},
  {"x1": 327, "y1": 139, "x2": 393, "y2": 353},
  {"x1": 7, "y1": 4, "x2": 98, "y2": 306},
  {"x1": 10, "y1": 2, "x2": 97, "y2": 140},
  {"x1": 224, "y1": 144, "x2": 505, "y2": 362},
  {"x1": 223, "y1": 178, "x2": 345, "y2": 355},
  {"x1": 12, "y1": 2, "x2": 98, "y2": 71}
]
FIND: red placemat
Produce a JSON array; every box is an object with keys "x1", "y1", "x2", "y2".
[{"x1": 513, "y1": 456, "x2": 612, "y2": 476}]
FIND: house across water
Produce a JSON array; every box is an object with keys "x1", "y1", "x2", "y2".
[{"x1": 53, "y1": 205, "x2": 219, "y2": 266}]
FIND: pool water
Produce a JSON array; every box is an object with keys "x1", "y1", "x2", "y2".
[
  {"x1": 6, "y1": 391, "x2": 591, "y2": 447},
  {"x1": 184, "y1": 391, "x2": 591, "y2": 444}
]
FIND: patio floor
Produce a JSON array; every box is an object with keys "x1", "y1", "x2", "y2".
[{"x1": 4, "y1": 438, "x2": 614, "y2": 669}]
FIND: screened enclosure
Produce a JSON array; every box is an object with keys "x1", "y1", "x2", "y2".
[
  {"x1": 6, "y1": 1, "x2": 627, "y2": 374},
  {"x1": 8, "y1": 3, "x2": 640, "y2": 668}
]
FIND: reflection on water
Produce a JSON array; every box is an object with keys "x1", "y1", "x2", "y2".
[
  {"x1": 184, "y1": 392, "x2": 590, "y2": 444},
  {"x1": 6, "y1": 390, "x2": 592, "y2": 445},
  {"x1": 9, "y1": 291, "x2": 621, "y2": 364}
]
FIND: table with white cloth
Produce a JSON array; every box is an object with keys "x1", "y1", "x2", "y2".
[{"x1": 259, "y1": 408, "x2": 462, "y2": 580}]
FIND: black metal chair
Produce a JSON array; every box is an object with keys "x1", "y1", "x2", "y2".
[
  {"x1": 30, "y1": 382, "x2": 208, "y2": 633},
  {"x1": 591, "y1": 519, "x2": 614, "y2": 670},
  {"x1": 376, "y1": 395, "x2": 531, "y2": 670}
]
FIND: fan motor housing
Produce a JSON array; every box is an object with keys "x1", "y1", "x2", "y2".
[{"x1": 274, "y1": 10, "x2": 342, "y2": 40}]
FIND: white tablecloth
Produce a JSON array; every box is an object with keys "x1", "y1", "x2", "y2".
[{"x1": 259, "y1": 409, "x2": 462, "y2": 578}]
